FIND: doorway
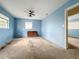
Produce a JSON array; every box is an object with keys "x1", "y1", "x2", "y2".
[{"x1": 65, "y1": 3, "x2": 79, "y2": 49}]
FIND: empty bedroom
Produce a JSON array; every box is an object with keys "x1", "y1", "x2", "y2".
[{"x1": 0, "y1": 0, "x2": 79, "y2": 59}]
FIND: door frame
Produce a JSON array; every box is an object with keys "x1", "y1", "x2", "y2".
[{"x1": 64, "y1": 3, "x2": 79, "y2": 49}]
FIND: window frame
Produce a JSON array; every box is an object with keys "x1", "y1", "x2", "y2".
[
  {"x1": 0, "y1": 13, "x2": 9, "y2": 29},
  {"x1": 25, "y1": 22, "x2": 33, "y2": 29}
]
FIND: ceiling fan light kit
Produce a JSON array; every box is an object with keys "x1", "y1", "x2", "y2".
[{"x1": 24, "y1": 8, "x2": 35, "y2": 17}]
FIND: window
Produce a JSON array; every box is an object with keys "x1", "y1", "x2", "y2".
[
  {"x1": 25, "y1": 22, "x2": 32, "y2": 29},
  {"x1": 0, "y1": 13, "x2": 9, "y2": 28},
  {"x1": 68, "y1": 13, "x2": 79, "y2": 29}
]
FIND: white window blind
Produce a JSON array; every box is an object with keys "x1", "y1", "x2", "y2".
[
  {"x1": 0, "y1": 13, "x2": 9, "y2": 29},
  {"x1": 25, "y1": 22, "x2": 32, "y2": 29}
]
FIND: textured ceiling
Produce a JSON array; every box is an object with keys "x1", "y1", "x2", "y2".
[{"x1": 1, "y1": 0, "x2": 69, "y2": 19}]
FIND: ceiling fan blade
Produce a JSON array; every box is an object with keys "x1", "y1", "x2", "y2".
[
  {"x1": 31, "y1": 14, "x2": 35, "y2": 16},
  {"x1": 29, "y1": 14, "x2": 35, "y2": 17},
  {"x1": 29, "y1": 14, "x2": 32, "y2": 17}
]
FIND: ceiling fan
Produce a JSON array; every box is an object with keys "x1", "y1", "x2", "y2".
[
  {"x1": 29, "y1": 10, "x2": 35, "y2": 17},
  {"x1": 24, "y1": 9, "x2": 35, "y2": 17}
]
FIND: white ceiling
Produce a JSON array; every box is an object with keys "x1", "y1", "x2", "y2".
[{"x1": 1, "y1": 0, "x2": 69, "y2": 19}]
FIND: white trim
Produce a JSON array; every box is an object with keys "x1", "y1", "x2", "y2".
[
  {"x1": 64, "y1": 9, "x2": 68, "y2": 49},
  {"x1": 64, "y1": 3, "x2": 79, "y2": 49},
  {"x1": 66, "y1": 3, "x2": 79, "y2": 10}
]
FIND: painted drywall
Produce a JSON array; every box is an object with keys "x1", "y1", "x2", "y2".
[
  {"x1": 0, "y1": 6, "x2": 14, "y2": 47},
  {"x1": 42, "y1": 0, "x2": 79, "y2": 48},
  {"x1": 14, "y1": 18, "x2": 41, "y2": 38}
]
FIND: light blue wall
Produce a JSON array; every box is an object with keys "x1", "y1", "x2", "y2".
[
  {"x1": 42, "y1": 0, "x2": 79, "y2": 48},
  {"x1": 0, "y1": 6, "x2": 14, "y2": 47},
  {"x1": 14, "y1": 18, "x2": 41, "y2": 38},
  {"x1": 0, "y1": 0, "x2": 78, "y2": 48}
]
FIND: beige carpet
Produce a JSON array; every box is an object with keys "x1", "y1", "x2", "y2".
[{"x1": 0, "y1": 37, "x2": 79, "y2": 59}]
